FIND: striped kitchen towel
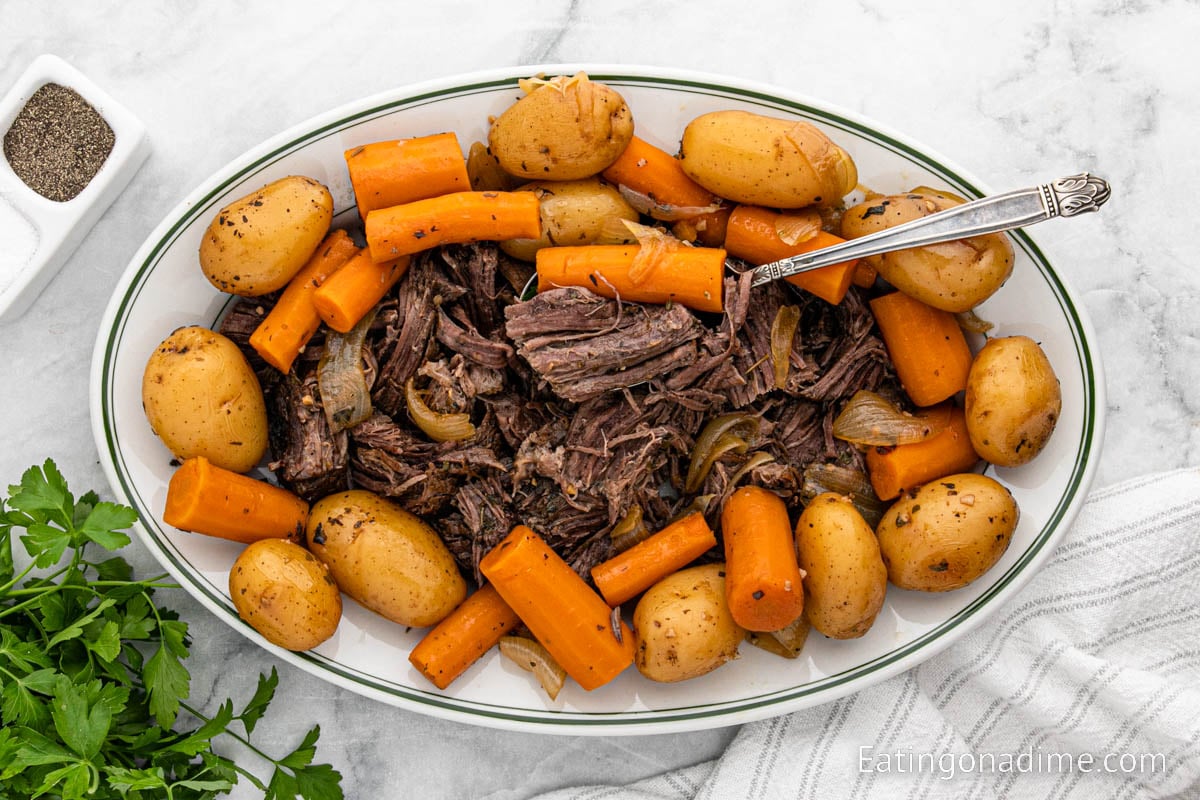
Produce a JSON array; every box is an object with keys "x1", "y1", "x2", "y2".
[{"x1": 533, "y1": 468, "x2": 1200, "y2": 799}]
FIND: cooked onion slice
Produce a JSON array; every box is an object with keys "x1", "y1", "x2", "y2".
[
  {"x1": 499, "y1": 635, "x2": 567, "y2": 700},
  {"x1": 685, "y1": 412, "x2": 760, "y2": 494},
  {"x1": 774, "y1": 208, "x2": 822, "y2": 246},
  {"x1": 317, "y1": 308, "x2": 377, "y2": 433},
  {"x1": 800, "y1": 462, "x2": 888, "y2": 529},
  {"x1": 956, "y1": 308, "x2": 994, "y2": 334},
  {"x1": 609, "y1": 504, "x2": 649, "y2": 553},
  {"x1": 623, "y1": 220, "x2": 684, "y2": 286},
  {"x1": 727, "y1": 451, "x2": 776, "y2": 490},
  {"x1": 770, "y1": 304, "x2": 802, "y2": 388},
  {"x1": 832, "y1": 390, "x2": 949, "y2": 447},
  {"x1": 617, "y1": 184, "x2": 722, "y2": 222},
  {"x1": 405, "y1": 378, "x2": 476, "y2": 442}
]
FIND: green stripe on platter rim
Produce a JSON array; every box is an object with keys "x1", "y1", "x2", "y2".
[{"x1": 99, "y1": 70, "x2": 1099, "y2": 728}]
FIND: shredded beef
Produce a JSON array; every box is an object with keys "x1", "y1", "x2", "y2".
[{"x1": 247, "y1": 241, "x2": 897, "y2": 582}]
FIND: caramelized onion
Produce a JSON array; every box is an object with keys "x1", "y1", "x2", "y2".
[
  {"x1": 956, "y1": 308, "x2": 994, "y2": 334},
  {"x1": 617, "y1": 184, "x2": 723, "y2": 222},
  {"x1": 405, "y1": 377, "x2": 476, "y2": 442},
  {"x1": 727, "y1": 451, "x2": 777, "y2": 489},
  {"x1": 769, "y1": 304, "x2": 802, "y2": 388},
  {"x1": 800, "y1": 462, "x2": 888, "y2": 529},
  {"x1": 774, "y1": 208, "x2": 822, "y2": 246},
  {"x1": 623, "y1": 220, "x2": 684, "y2": 286},
  {"x1": 746, "y1": 613, "x2": 810, "y2": 659},
  {"x1": 685, "y1": 413, "x2": 760, "y2": 494},
  {"x1": 609, "y1": 504, "x2": 649, "y2": 553},
  {"x1": 499, "y1": 635, "x2": 567, "y2": 700},
  {"x1": 832, "y1": 390, "x2": 949, "y2": 447},
  {"x1": 317, "y1": 308, "x2": 377, "y2": 433}
]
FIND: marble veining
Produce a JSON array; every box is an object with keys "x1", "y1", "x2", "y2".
[{"x1": 1, "y1": 0, "x2": 1196, "y2": 797}]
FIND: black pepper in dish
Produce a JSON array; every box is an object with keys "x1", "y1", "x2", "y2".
[{"x1": 3, "y1": 82, "x2": 115, "y2": 202}]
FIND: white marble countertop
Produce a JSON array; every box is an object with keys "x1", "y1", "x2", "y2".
[{"x1": 2, "y1": 1, "x2": 1195, "y2": 797}]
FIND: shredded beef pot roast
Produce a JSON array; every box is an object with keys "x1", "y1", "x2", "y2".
[{"x1": 220, "y1": 243, "x2": 896, "y2": 581}]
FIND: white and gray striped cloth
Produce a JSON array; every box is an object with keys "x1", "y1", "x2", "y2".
[{"x1": 534, "y1": 468, "x2": 1200, "y2": 799}]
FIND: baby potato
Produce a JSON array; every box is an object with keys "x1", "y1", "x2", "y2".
[
  {"x1": 877, "y1": 473, "x2": 1019, "y2": 592},
  {"x1": 229, "y1": 538, "x2": 342, "y2": 651},
  {"x1": 794, "y1": 493, "x2": 887, "y2": 639},
  {"x1": 488, "y1": 73, "x2": 634, "y2": 181},
  {"x1": 965, "y1": 336, "x2": 1062, "y2": 467},
  {"x1": 678, "y1": 110, "x2": 857, "y2": 208},
  {"x1": 307, "y1": 490, "x2": 466, "y2": 628},
  {"x1": 633, "y1": 563, "x2": 744, "y2": 683},
  {"x1": 142, "y1": 326, "x2": 268, "y2": 473},
  {"x1": 840, "y1": 190, "x2": 1014, "y2": 312},
  {"x1": 499, "y1": 177, "x2": 639, "y2": 262},
  {"x1": 199, "y1": 175, "x2": 333, "y2": 296}
]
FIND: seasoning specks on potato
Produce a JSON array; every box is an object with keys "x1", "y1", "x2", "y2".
[
  {"x1": 876, "y1": 473, "x2": 1019, "y2": 592},
  {"x1": 199, "y1": 175, "x2": 333, "y2": 296},
  {"x1": 142, "y1": 326, "x2": 268, "y2": 473},
  {"x1": 229, "y1": 538, "x2": 342, "y2": 651},
  {"x1": 307, "y1": 490, "x2": 466, "y2": 628},
  {"x1": 965, "y1": 336, "x2": 1062, "y2": 467},
  {"x1": 487, "y1": 72, "x2": 634, "y2": 181}
]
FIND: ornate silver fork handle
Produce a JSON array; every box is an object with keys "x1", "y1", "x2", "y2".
[{"x1": 749, "y1": 173, "x2": 1111, "y2": 288}]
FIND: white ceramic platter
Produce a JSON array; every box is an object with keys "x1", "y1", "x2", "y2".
[{"x1": 90, "y1": 65, "x2": 1104, "y2": 734}]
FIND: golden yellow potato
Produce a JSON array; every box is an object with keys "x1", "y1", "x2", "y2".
[
  {"x1": 229, "y1": 538, "x2": 342, "y2": 651},
  {"x1": 794, "y1": 493, "x2": 887, "y2": 639},
  {"x1": 678, "y1": 110, "x2": 857, "y2": 208},
  {"x1": 633, "y1": 563, "x2": 745, "y2": 683},
  {"x1": 876, "y1": 473, "x2": 1019, "y2": 592},
  {"x1": 499, "y1": 178, "x2": 639, "y2": 261},
  {"x1": 142, "y1": 326, "x2": 268, "y2": 473},
  {"x1": 965, "y1": 336, "x2": 1062, "y2": 467},
  {"x1": 199, "y1": 175, "x2": 333, "y2": 296},
  {"x1": 840, "y1": 190, "x2": 1013, "y2": 312},
  {"x1": 306, "y1": 490, "x2": 466, "y2": 628},
  {"x1": 488, "y1": 73, "x2": 634, "y2": 181}
]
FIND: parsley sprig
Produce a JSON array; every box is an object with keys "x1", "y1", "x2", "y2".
[{"x1": 0, "y1": 460, "x2": 344, "y2": 800}]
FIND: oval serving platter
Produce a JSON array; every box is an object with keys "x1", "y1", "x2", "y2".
[{"x1": 90, "y1": 65, "x2": 1104, "y2": 734}]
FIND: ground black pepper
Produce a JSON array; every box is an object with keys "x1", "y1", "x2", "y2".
[{"x1": 3, "y1": 82, "x2": 115, "y2": 202}]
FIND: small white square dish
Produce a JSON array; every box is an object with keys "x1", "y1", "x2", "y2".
[{"x1": 0, "y1": 53, "x2": 150, "y2": 322}]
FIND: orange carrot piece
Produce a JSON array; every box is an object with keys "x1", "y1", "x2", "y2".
[
  {"x1": 364, "y1": 191, "x2": 541, "y2": 262},
  {"x1": 720, "y1": 485, "x2": 805, "y2": 632},
  {"x1": 866, "y1": 405, "x2": 980, "y2": 500},
  {"x1": 248, "y1": 229, "x2": 359, "y2": 373},
  {"x1": 345, "y1": 132, "x2": 470, "y2": 221},
  {"x1": 408, "y1": 583, "x2": 522, "y2": 690},
  {"x1": 162, "y1": 456, "x2": 309, "y2": 544},
  {"x1": 590, "y1": 512, "x2": 717, "y2": 607},
  {"x1": 869, "y1": 290, "x2": 972, "y2": 407},
  {"x1": 479, "y1": 525, "x2": 635, "y2": 691},
  {"x1": 602, "y1": 135, "x2": 716, "y2": 212},
  {"x1": 724, "y1": 205, "x2": 858, "y2": 305},
  {"x1": 311, "y1": 249, "x2": 410, "y2": 333},
  {"x1": 535, "y1": 244, "x2": 726, "y2": 313}
]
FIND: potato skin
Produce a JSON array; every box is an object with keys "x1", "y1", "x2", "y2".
[
  {"x1": 679, "y1": 110, "x2": 857, "y2": 208},
  {"x1": 142, "y1": 326, "x2": 268, "y2": 473},
  {"x1": 633, "y1": 563, "x2": 744, "y2": 683},
  {"x1": 306, "y1": 490, "x2": 466, "y2": 628},
  {"x1": 199, "y1": 175, "x2": 333, "y2": 296},
  {"x1": 499, "y1": 178, "x2": 638, "y2": 262},
  {"x1": 876, "y1": 473, "x2": 1019, "y2": 592},
  {"x1": 794, "y1": 493, "x2": 887, "y2": 639},
  {"x1": 488, "y1": 73, "x2": 634, "y2": 181},
  {"x1": 965, "y1": 336, "x2": 1062, "y2": 467},
  {"x1": 840, "y1": 191, "x2": 1013, "y2": 312},
  {"x1": 229, "y1": 539, "x2": 342, "y2": 651}
]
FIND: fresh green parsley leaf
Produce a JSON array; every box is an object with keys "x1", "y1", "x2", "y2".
[
  {"x1": 144, "y1": 641, "x2": 190, "y2": 728},
  {"x1": 239, "y1": 668, "x2": 279, "y2": 735}
]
